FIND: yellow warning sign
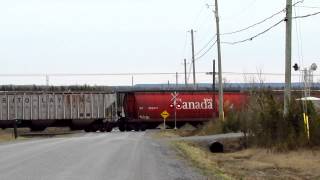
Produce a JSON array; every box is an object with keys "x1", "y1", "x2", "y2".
[{"x1": 161, "y1": 110, "x2": 170, "y2": 119}]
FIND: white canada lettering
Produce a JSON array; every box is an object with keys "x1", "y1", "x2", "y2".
[{"x1": 177, "y1": 98, "x2": 213, "y2": 110}]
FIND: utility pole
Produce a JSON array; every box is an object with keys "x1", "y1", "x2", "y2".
[
  {"x1": 184, "y1": 58, "x2": 187, "y2": 86},
  {"x1": 191, "y1": 29, "x2": 196, "y2": 89},
  {"x1": 214, "y1": 0, "x2": 224, "y2": 121},
  {"x1": 131, "y1": 76, "x2": 134, "y2": 87},
  {"x1": 176, "y1": 72, "x2": 178, "y2": 87},
  {"x1": 284, "y1": 0, "x2": 293, "y2": 116},
  {"x1": 46, "y1": 74, "x2": 50, "y2": 86}
]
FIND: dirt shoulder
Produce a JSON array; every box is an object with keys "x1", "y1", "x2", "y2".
[
  {"x1": 157, "y1": 130, "x2": 320, "y2": 180},
  {"x1": 0, "y1": 127, "x2": 81, "y2": 143}
]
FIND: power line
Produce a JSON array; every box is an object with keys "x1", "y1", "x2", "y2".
[
  {"x1": 222, "y1": 19, "x2": 285, "y2": 45},
  {"x1": 222, "y1": 0, "x2": 258, "y2": 20},
  {"x1": 0, "y1": 72, "x2": 318, "y2": 77},
  {"x1": 293, "y1": 11, "x2": 320, "y2": 19},
  {"x1": 192, "y1": 3, "x2": 298, "y2": 62},
  {"x1": 295, "y1": 6, "x2": 320, "y2": 9},
  {"x1": 222, "y1": 71, "x2": 304, "y2": 76},
  {"x1": 181, "y1": 32, "x2": 188, "y2": 58},
  {"x1": 294, "y1": 0, "x2": 305, "y2": 99},
  {"x1": 180, "y1": 31, "x2": 189, "y2": 66},
  {"x1": 195, "y1": 40, "x2": 217, "y2": 60},
  {"x1": 221, "y1": 9, "x2": 285, "y2": 36},
  {"x1": 220, "y1": 0, "x2": 303, "y2": 36},
  {"x1": 192, "y1": 4, "x2": 206, "y2": 28},
  {"x1": 293, "y1": 0, "x2": 304, "y2": 69},
  {"x1": 292, "y1": 0, "x2": 304, "y2": 6},
  {"x1": 194, "y1": 36, "x2": 215, "y2": 56},
  {"x1": 218, "y1": 6, "x2": 319, "y2": 46},
  {"x1": 0, "y1": 73, "x2": 188, "y2": 77}
]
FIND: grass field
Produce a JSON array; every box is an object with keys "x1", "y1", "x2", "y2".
[{"x1": 159, "y1": 128, "x2": 320, "y2": 180}]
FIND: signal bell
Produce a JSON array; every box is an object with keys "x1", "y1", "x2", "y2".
[{"x1": 293, "y1": 63, "x2": 299, "y2": 71}]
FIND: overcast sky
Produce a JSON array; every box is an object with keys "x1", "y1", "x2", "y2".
[{"x1": 0, "y1": 0, "x2": 319, "y2": 85}]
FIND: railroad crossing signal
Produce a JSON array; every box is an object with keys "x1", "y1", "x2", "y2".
[
  {"x1": 170, "y1": 92, "x2": 179, "y2": 102},
  {"x1": 171, "y1": 92, "x2": 180, "y2": 130},
  {"x1": 161, "y1": 110, "x2": 170, "y2": 120}
]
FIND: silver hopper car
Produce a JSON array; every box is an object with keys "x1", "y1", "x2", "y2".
[{"x1": 0, "y1": 92, "x2": 117, "y2": 132}]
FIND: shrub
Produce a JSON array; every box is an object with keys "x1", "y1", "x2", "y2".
[{"x1": 238, "y1": 89, "x2": 320, "y2": 150}]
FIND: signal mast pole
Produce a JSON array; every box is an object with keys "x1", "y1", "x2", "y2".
[{"x1": 214, "y1": 0, "x2": 224, "y2": 121}]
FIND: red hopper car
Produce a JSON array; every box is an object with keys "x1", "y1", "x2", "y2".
[{"x1": 118, "y1": 91, "x2": 248, "y2": 131}]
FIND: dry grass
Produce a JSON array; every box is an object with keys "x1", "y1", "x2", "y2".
[
  {"x1": 193, "y1": 121, "x2": 223, "y2": 136},
  {"x1": 0, "y1": 133, "x2": 15, "y2": 142},
  {"x1": 0, "y1": 129, "x2": 26, "y2": 142},
  {"x1": 172, "y1": 141, "x2": 231, "y2": 180},
  {"x1": 154, "y1": 121, "x2": 223, "y2": 139},
  {"x1": 152, "y1": 130, "x2": 182, "y2": 139},
  {"x1": 153, "y1": 129, "x2": 206, "y2": 139},
  {"x1": 0, "y1": 127, "x2": 74, "y2": 143},
  {"x1": 154, "y1": 122, "x2": 320, "y2": 179},
  {"x1": 172, "y1": 141, "x2": 320, "y2": 180}
]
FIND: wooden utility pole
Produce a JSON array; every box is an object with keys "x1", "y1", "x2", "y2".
[
  {"x1": 191, "y1": 29, "x2": 196, "y2": 89},
  {"x1": 284, "y1": 0, "x2": 293, "y2": 116},
  {"x1": 131, "y1": 76, "x2": 134, "y2": 87},
  {"x1": 214, "y1": 0, "x2": 224, "y2": 121},
  {"x1": 46, "y1": 74, "x2": 49, "y2": 86},
  {"x1": 184, "y1": 58, "x2": 187, "y2": 86},
  {"x1": 176, "y1": 72, "x2": 178, "y2": 87}
]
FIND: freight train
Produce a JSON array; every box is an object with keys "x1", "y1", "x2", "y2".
[
  {"x1": 0, "y1": 92, "x2": 117, "y2": 132},
  {"x1": 0, "y1": 90, "x2": 248, "y2": 132},
  {"x1": 117, "y1": 91, "x2": 247, "y2": 131}
]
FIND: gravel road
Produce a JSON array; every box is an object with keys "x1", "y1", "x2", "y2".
[{"x1": 0, "y1": 132, "x2": 204, "y2": 180}]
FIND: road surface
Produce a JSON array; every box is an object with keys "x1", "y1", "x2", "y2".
[{"x1": 0, "y1": 132, "x2": 204, "y2": 180}]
